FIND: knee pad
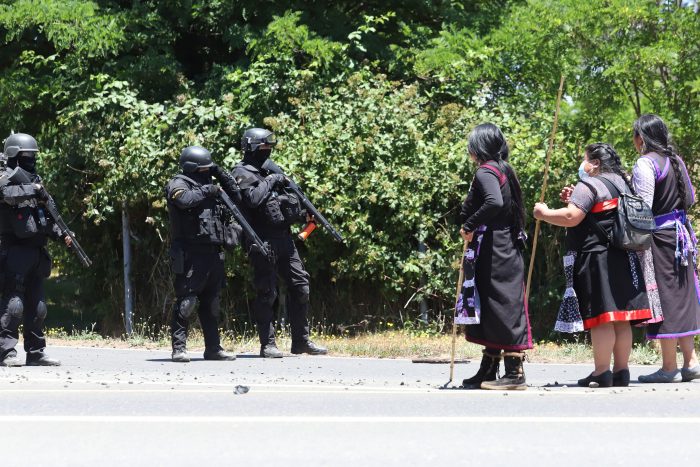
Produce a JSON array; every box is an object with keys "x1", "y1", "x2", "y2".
[
  {"x1": 256, "y1": 288, "x2": 277, "y2": 307},
  {"x1": 1, "y1": 297, "x2": 24, "y2": 329},
  {"x1": 34, "y1": 301, "x2": 47, "y2": 326},
  {"x1": 177, "y1": 296, "x2": 198, "y2": 320},
  {"x1": 8, "y1": 297, "x2": 24, "y2": 320}
]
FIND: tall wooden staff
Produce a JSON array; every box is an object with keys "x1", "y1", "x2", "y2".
[
  {"x1": 445, "y1": 238, "x2": 469, "y2": 388},
  {"x1": 525, "y1": 75, "x2": 566, "y2": 303}
]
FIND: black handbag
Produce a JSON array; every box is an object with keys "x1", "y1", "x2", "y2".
[{"x1": 583, "y1": 176, "x2": 655, "y2": 251}]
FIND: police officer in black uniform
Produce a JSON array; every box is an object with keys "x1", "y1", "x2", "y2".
[
  {"x1": 0, "y1": 133, "x2": 71, "y2": 367},
  {"x1": 165, "y1": 146, "x2": 237, "y2": 363},
  {"x1": 232, "y1": 128, "x2": 327, "y2": 358}
]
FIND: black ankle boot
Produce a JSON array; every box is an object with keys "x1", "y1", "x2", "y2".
[
  {"x1": 481, "y1": 352, "x2": 526, "y2": 390},
  {"x1": 462, "y1": 350, "x2": 501, "y2": 389}
]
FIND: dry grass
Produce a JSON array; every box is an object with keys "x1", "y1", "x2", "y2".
[{"x1": 44, "y1": 327, "x2": 669, "y2": 365}]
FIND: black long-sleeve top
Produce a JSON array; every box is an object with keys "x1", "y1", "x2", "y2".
[{"x1": 460, "y1": 167, "x2": 513, "y2": 232}]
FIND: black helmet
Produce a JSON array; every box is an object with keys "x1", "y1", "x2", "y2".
[
  {"x1": 241, "y1": 128, "x2": 277, "y2": 153},
  {"x1": 179, "y1": 146, "x2": 213, "y2": 173},
  {"x1": 4, "y1": 133, "x2": 39, "y2": 159}
]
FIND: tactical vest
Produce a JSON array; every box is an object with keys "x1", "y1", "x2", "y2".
[
  {"x1": 233, "y1": 163, "x2": 305, "y2": 230},
  {"x1": 0, "y1": 169, "x2": 55, "y2": 245},
  {"x1": 165, "y1": 174, "x2": 228, "y2": 247}
]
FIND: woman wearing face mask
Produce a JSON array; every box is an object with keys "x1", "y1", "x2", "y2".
[
  {"x1": 458, "y1": 123, "x2": 531, "y2": 391},
  {"x1": 534, "y1": 143, "x2": 651, "y2": 387},
  {"x1": 631, "y1": 114, "x2": 700, "y2": 384}
]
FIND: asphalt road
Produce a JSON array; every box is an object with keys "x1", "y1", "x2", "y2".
[{"x1": 1, "y1": 346, "x2": 699, "y2": 466}]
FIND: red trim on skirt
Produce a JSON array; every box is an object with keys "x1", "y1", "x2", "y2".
[
  {"x1": 583, "y1": 309, "x2": 652, "y2": 329},
  {"x1": 466, "y1": 335, "x2": 533, "y2": 351}
]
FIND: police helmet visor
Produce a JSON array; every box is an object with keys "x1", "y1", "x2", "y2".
[
  {"x1": 261, "y1": 134, "x2": 277, "y2": 145},
  {"x1": 247, "y1": 134, "x2": 277, "y2": 147}
]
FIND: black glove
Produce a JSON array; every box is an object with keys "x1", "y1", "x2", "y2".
[
  {"x1": 266, "y1": 174, "x2": 287, "y2": 188},
  {"x1": 202, "y1": 184, "x2": 221, "y2": 197},
  {"x1": 210, "y1": 164, "x2": 224, "y2": 177},
  {"x1": 211, "y1": 165, "x2": 240, "y2": 195}
]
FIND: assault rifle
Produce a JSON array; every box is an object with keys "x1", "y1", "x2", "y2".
[
  {"x1": 262, "y1": 159, "x2": 344, "y2": 243},
  {"x1": 210, "y1": 165, "x2": 272, "y2": 259},
  {"x1": 217, "y1": 189, "x2": 271, "y2": 259},
  {"x1": 8, "y1": 167, "x2": 92, "y2": 267}
]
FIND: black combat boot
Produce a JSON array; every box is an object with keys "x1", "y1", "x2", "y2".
[
  {"x1": 1, "y1": 351, "x2": 23, "y2": 367},
  {"x1": 172, "y1": 349, "x2": 190, "y2": 363},
  {"x1": 203, "y1": 349, "x2": 236, "y2": 361},
  {"x1": 260, "y1": 343, "x2": 284, "y2": 358},
  {"x1": 26, "y1": 352, "x2": 61, "y2": 367},
  {"x1": 481, "y1": 352, "x2": 526, "y2": 390},
  {"x1": 290, "y1": 340, "x2": 328, "y2": 355},
  {"x1": 462, "y1": 350, "x2": 501, "y2": 389}
]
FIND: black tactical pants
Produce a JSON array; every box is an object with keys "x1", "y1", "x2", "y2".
[
  {"x1": 0, "y1": 245, "x2": 51, "y2": 359},
  {"x1": 250, "y1": 235, "x2": 310, "y2": 346},
  {"x1": 171, "y1": 246, "x2": 225, "y2": 353}
]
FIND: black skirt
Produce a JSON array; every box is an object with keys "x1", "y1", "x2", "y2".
[
  {"x1": 573, "y1": 247, "x2": 651, "y2": 329},
  {"x1": 465, "y1": 228, "x2": 532, "y2": 350},
  {"x1": 647, "y1": 229, "x2": 700, "y2": 339}
]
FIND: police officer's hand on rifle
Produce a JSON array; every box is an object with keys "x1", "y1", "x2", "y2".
[
  {"x1": 202, "y1": 183, "x2": 221, "y2": 197},
  {"x1": 266, "y1": 173, "x2": 287, "y2": 188}
]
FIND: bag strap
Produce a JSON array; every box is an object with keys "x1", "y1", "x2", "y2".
[
  {"x1": 580, "y1": 179, "x2": 613, "y2": 245},
  {"x1": 479, "y1": 162, "x2": 507, "y2": 187},
  {"x1": 595, "y1": 175, "x2": 625, "y2": 198}
]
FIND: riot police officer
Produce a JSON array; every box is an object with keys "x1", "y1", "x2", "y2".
[
  {"x1": 0, "y1": 133, "x2": 70, "y2": 367},
  {"x1": 231, "y1": 128, "x2": 327, "y2": 358},
  {"x1": 165, "y1": 146, "x2": 237, "y2": 363}
]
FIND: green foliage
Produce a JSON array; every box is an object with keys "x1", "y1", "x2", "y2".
[
  {"x1": 0, "y1": 0, "x2": 125, "y2": 56},
  {"x1": 1, "y1": 0, "x2": 699, "y2": 337}
]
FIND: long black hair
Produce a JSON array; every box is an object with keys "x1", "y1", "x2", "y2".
[
  {"x1": 633, "y1": 113, "x2": 689, "y2": 207},
  {"x1": 468, "y1": 123, "x2": 525, "y2": 231},
  {"x1": 584, "y1": 142, "x2": 632, "y2": 191}
]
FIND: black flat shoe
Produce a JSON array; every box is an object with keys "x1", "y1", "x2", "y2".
[
  {"x1": 613, "y1": 369, "x2": 630, "y2": 387},
  {"x1": 577, "y1": 370, "x2": 613, "y2": 388}
]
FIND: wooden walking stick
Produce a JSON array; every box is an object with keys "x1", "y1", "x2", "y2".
[
  {"x1": 525, "y1": 75, "x2": 566, "y2": 303},
  {"x1": 444, "y1": 238, "x2": 469, "y2": 388}
]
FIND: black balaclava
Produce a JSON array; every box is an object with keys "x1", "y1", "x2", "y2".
[
  {"x1": 18, "y1": 154, "x2": 37, "y2": 173},
  {"x1": 188, "y1": 168, "x2": 212, "y2": 186},
  {"x1": 8, "y1": 152, "x2": 37, "y2": 173},
  {"x1": 244, "y1": 148, "x2": 271, "y2": 169}
]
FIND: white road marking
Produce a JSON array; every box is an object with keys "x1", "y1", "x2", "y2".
[
  {"x1": 0, "y1": 388, "x2": 609, "y2": 395},
  {"x1": 0, "y1": 415, "x2": 697, "y2": 424}
]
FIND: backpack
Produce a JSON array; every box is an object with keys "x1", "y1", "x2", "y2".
[{"x1": 583, "y1": 176, "x2": 655, "y2": 251}]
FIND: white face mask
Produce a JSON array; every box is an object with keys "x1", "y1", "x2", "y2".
[{"x1": 578, "y1": 161, "x2": 590, "y2": 180}]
